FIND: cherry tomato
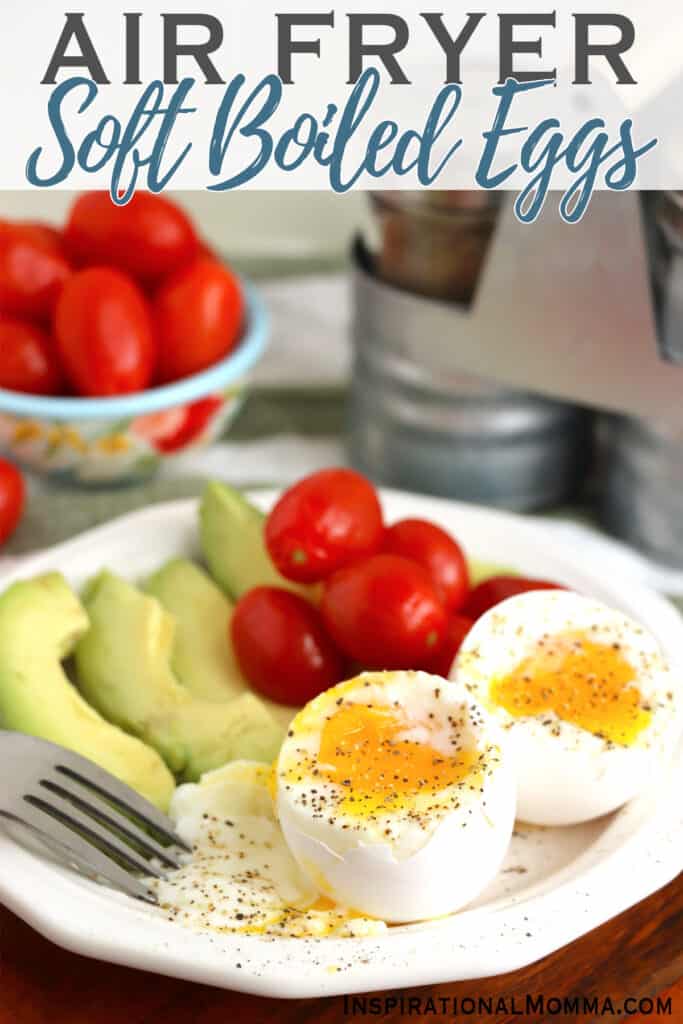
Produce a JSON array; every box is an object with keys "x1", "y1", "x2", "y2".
[
  {"x1": 132, "y1": 395, "x2": 223, "y2": 453},
  {"x1": 321, "y1": 554, "x2": 447, "y2": 669},
  {"x1": 64, "y1": 192, "x2": 199, "y2": 285},
  {"x1": 383, "y1": 518, "x2": 470, "y2": 612},
  {"x1": 462, "y1": 576, "x2": 565, "y2": 621},
  {"x1": 0, "y1": 319, "x2": 63, "y2": 395},
  {"x1": 0, "y1": 459, "x2": 25, "y2": 545},
  {"x1": 153, "y1": 258, "x2": 244, "y2": 383},
  {"x1": 0, "y1": 221, "x2": 70, "y2": 322},
  {"x1": 21, "y1": 222, "x2": 64, "y2": 248},
  {"x1": 197, "y1": 240, "x2": 218, "y2": 261},
  {"x1": 54, "y1": 268, "x2": 156, "y2": 397},
  {"x1": 265, "y1": 468, "x2": 384, "y2": 584},
  {"x1": 231, "y1": 586, "x2": 345, "y2": 705},
  {"x1": 422, "y1": 615, "x2": 473, "y2": 678}
]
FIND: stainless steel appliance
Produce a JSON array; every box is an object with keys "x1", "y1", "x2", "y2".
[{"x1": 348, "y1": 189, "x2": 683, "y2": 562}]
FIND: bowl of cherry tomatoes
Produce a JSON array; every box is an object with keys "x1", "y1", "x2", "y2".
[{"x1": 0, "y1": 193, "x2": 268, "y2": 486}]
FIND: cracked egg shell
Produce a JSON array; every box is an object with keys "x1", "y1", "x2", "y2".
[
  {"x1": 451, "y1": 590, "x2": 680, "y2": 826},
  {"x1": 274, "y1": 671, "x2": 516, "y2": 923}
]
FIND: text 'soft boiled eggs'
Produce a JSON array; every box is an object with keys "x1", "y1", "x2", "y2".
[
  {"x1": 275, "y1": 671, "x2": 516, "y2": 923},
  {"x1": 452, "y1": 590, "x2": 680, "y2": 826}
]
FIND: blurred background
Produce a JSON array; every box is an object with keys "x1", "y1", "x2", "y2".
[{"x1": 3, "y1": 187, "x2": 683, "y2": 593}]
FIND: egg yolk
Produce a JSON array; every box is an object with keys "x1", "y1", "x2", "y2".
[
  {"x1": 316, "y1": 702, "x2": 477, "y2": 817},
  {"x1": 490, "y1": 633, "x2": 652, "y2": 745}
]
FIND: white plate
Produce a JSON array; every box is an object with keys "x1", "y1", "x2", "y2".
[{"x1": 0, "y1": 489, "x2": 681, "y2": 999}]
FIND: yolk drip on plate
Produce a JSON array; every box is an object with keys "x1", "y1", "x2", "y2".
[
  {"x1": 490, "y1": 633, "x2": 652, "y2": 745},
  {"x1": 151, "y1": 760, "x2": 389, "y2": 940},
  {"x1": 315, "y1": 703, "x2": 477, "y2": 817}
]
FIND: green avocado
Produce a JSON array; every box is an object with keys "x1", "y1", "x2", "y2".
[
  {"x1": 145, "y1": 557, "x2": 297, "y2": 730},
  {"x1": 74, "y1": 571, "x2": 284, "y2": 781},
  {"x1": 144, "y1": 558, "x2": 245, "y2": 704},
  {"x1": 199, "y1": 481, "x2": 314, "y2": 602},
  {"x1": 467, "y1": 560, "x2": 517, "y2": 586},
  {"x1": 0, "y1": 573, "x2": 175, "y2": 810}
]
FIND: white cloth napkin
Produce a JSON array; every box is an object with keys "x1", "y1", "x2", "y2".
[
  {"x1": 164, "y1": 435, "x2": 347, "y2": 485},
  {"x1": 251, "y1": 275, "x2": 351, "y2": 388}
]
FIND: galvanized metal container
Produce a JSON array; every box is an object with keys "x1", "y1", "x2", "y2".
[
  {"x1": 347, "y1": 242, "x2": 592, "y2": 511},
  {"x1": 597, "y1": 195, "x2": 683, "y2": 567},
  {"x1": 599, "y1": 415, "x2": 683, "y2": 567}
]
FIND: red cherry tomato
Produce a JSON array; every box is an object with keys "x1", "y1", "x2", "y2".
[
  {"x1": 0, "y1": 459, "x2": 25, "y2": 546},
  {"x1": 321, "y1": 554, "x2": 447, "y2": 669},
  {"x1": 0, "y1": 221, "x2": 70, "y2": 322},
  {"x1": 231, "y1": 586, "x2": 345, "y2": 705},
  {"x1": 64, "y1": 192, "x2": 199, "y2": 285},
  {"x1": 0, "y1": 319, "x2": 63, "y2": 395},
  {"x1": 197, "y1": 240, "x2": 218, "y2": 261},
  {"x1": 383, "y1": 518, "x2": 470, "y2": 612},
  {"x1": 462, "y1": 576, "x2": 565, "y2": 621},
  {"x1": 21, "y1": 222, "x2": 64, "y2": 249},
  {"x1": 132, "y1": 395, "x2": 223, "y2": 453},
  {"x1": 54, "y1": 268, "x2": 156, "y2": 397},
  {"x1": 265, "y1": 468, "x2": 384, "y2": 584},
  {"x1": 422, "y1": 615, "x2": 473, "y2": 678},
  {"x1": 153, "y1": 258, "x2": 244, "y2": 383}
]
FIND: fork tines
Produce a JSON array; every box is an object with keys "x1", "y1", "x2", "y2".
[{"x1": 0, "y1": 744, "x2": 190, "y2": 905}]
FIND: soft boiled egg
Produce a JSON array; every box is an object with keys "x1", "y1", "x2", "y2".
[
  {"x1": 452, "y1": 590, "x2": 680, "y2": 826},
  {"x1": 274, "y1": 671, "x2": 516, "y2": 923}
]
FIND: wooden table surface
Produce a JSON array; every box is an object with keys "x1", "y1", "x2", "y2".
[{"x1": 1, "y1": 872, "x2": 680, "y2": 1024}]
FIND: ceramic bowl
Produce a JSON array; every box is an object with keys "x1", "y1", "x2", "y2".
[{"x1": 0, "y1": 283, "x2": 268, "y2": 487}]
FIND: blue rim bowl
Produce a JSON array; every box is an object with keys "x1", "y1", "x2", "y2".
[{"x1": 0, "y1": 281, "x2": 269, "y2": 421}]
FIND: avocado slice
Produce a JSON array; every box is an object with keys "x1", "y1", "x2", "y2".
[
  {"x1": 467, "y1": 560, "x2": 518, "y2": 586},
  {"x1": 144, "y1": 557, "x2": 297, "y2": 729},
  {"x1": 74, "y1": 571, "x2": 284, "y2": 781},
  {"x1": 199, "y1": 481, "x2": 315, "y2": 602},
  {"x1": 0, "y1": 573, "x2": 175, "y2": 810},
  {"x1": 144, "y1": 558, "x2": 245, "y2": 704}
]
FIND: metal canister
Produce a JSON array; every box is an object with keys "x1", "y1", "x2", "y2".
[
  {"x1": 599, "y1": 415, "x2": 683, "y2": 567},
  {"x1": 347, "y1": 242, "x2": 591, "y2": 511}
]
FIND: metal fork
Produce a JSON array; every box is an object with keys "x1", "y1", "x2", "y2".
[{"x1": 0, "y1": 731, "x2": 190, "y2": 904}]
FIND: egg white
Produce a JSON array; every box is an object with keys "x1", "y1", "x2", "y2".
[
  {"x1": 151, "y1": 761, "x2": 386, "y2": 938},
  {"x1": 275, "y1": 671, "x2": 516, "y2": 923},
  {"x1": 452, "y1": 590, "x2": 680, "y2": 826}
]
